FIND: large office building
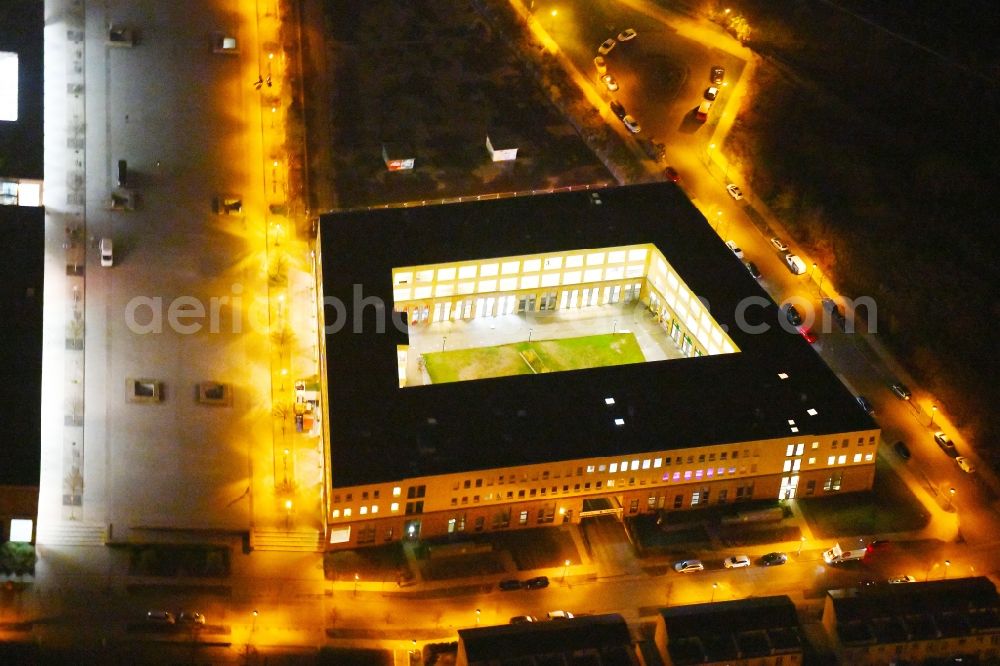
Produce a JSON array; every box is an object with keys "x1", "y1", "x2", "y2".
[{"x1": 317, "y1": 182, "x2": 878, "y2": 549}]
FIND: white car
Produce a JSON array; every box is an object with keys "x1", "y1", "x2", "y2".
[
  {"x1": 725, "y1": 240, "x2": 744, "y2": 259},
  {"x1": 622, "y1": 114, "x2": 641, "y2": 134},
  {"x1": 769, "y1": 237, "x2": 789, "y2": 252},
  {"x1": 784, "y1": 253, "x2": 807, "y2": 275},
  {"x1": 956, "y1": 456, "x2": 975, "y2": 473},
  {"x1": 547, "y1": 610, "x2": 574, "y2": 620},
  {"x1": 617, "y1": 28, "x2": 637, "y2": 42},
  {"x1": 601, "y1": 74, "x2": 619, "y2": 92},
  {"x1": 674, "y1": 559, "x2": 704, "y2": 574},
  {"x1": 704, "y1": 86, "x2": 719, "y2": 100},
  {"x1": 888, "y1": 575, "x2": 916, "y2": 584},
  {"x1": 100, "y1": 237, "x2": 114, "y2": 267},
  {"x1": 593, "y1": 56, "x2": 607, "y2": 75},
  {"x1": 726, "y1": 184, "x2": 743, "y2": 200},
  {"x1": 598, "y1": 38, "x2": 616, "y2": 55},
  {"x1": 724, "y1": 555, "x2": 751, "y2": 569}
]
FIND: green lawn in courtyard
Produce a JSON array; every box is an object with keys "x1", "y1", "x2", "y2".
[{"x1": 423, "y1": 333, "x2": 645, "y2": 383}]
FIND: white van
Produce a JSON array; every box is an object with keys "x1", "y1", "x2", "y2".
[
  {"x1": 784, "y1": 253, "x2": 806, "y2": 275},
  {"x1": 100, "y1": 238, "x2": 113, "y2": 267},
  {"x1": 696, "y1": 101, "x2": 712, "y2": 122}
]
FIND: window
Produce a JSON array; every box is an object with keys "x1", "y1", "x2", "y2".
[
  {"x1": 807, "y1": 457, "x2": 815, "y2": 465},
  {"x1": 405, "y1": 501, "x2": 424, "y2": 515},
  {"x1": 450, "y1": 498, "x2": 458, "y2": 506},
  {"x1": 475, "y1": 479, "x2": 483, "y2": 487},
  {"x1": 518, "y1": 511, "x2": 528, "y2": 525},
  {"x1": 474, "y1": 516, "x2": 485, "y2": 532},
  {"x1": 359, "y1": 506, "x2": 368, "y2": 515},
  {"x1": 629, "y1": 499, "x2": 639, "y2": 514},
  {"x1": 463, "y1": 480, "x2": 471, "y2": 489},
  {"x1": 654, "y1": 458, "x2": 662, "y2": 468},
  {"x1": 718, "y1": 489, "x2": 728, "y2": 504},
  {"x1": 827, "y1": 456, "x2": 836, "y2": 466},
  {"x1": 796, "y1": 443, "x2": 804, "y2": 456},
  {"x1": 518, "y1": 490, "x2": 525, "y2": 498},
  {"x1": 853, "y1": 453, "x2": 862, "y2": 463},
  {"x1": 865, "y1": 453, "x2": 874, "y2": 462},
  {"x1": 362, "y1": 492, "x2": 369, "y2": 500},
  {"x1": 673, "y1": 495, "x2": 683, "y2": 509},
  {"x1": 406, "y1": 485, "x2": 426, "y2": 499},
  {"x1": 647, "y1": 495, "x2": 657, "y2": 509},
  {"x1": 332, "y1": 509, "x2": 340, "y2": 518},
  {"x1": 610, "y1": 463, "x2": 618, "y2": 473},
  {"x1": 358, "y1": 526, "x2": 376, "y2": 544},
  {"x1": 786, "y1": 444, "x2": 795, "y2": 457},
  {"x1": 391, "y1": 502, "x2": 399, "y2": 512},
  {"x1": 385, "y1": 527, "x2": 394, "y2": 541},
  {"x1": 586, "y1": 465, "x2": 595, "y2": 473},
  {"x1": 811, "y1": 442, "x2": 819, "y2": 450},
  {"x1": 344, "y1": 508, "x2": 352, "y2": 517},
  {"x1": 642, "y1": 459, "x2": 651, "y2": 469},
  {"x1": 806, "y1": 480, "x2": 816, "y2": 495},
  {"x1": 720, "y1": 452, "x2": 727, "y2": 460},
  {"x1": 838, "y1": 455, "x2": 847, "y2": 465},
  {"x1": 631, "y1": 460, "x2": 640, "y2": 471}
]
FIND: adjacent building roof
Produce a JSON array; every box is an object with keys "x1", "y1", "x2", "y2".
[
  {"x1": 828, "y1": 577, "x2": 1000, "y2": 645},
  {"x1": 458, "y1": 613, "x2": 637, "y2": 665},
  {"x1": 319, "y1": 182, "x2": 875, "y2": 487},
  {"x1": 658, "y1": 596, "x2": 803, "y2": 663}
]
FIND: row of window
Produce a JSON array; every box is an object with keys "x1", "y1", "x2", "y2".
[{"x1": 330, "y1": 439, "x2": 876, "y2": 519}]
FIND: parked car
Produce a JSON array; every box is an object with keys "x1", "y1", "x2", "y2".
[
  {"x1": 934, "y1": 431, "x2": 958, "y2": 457},
  {"x1": 784, "y1": 253, "x2": 807, "y2": 275},
  {"x1": 893, "y1": 440, "x2": 911, "y2": 460},
  {"x1": 711, "y1": 66, "x2": 725, "y2": 84},
  {"x1": 956, "y1": 456, "x2": 976, "y2": 473},
  {"x1": 593, "y1": 56, "x2": 607, "y2": 75},
  {"x1": 695, "y1": 101, "x2": 712, "y2": 122},
  {"x1": 889, "y1": 383, "x2": 912, "y2": 400},
  {"x1": 100, "y1": 237, "x2": 114, "y2": 267},
  {"x1": 888, "y1": 575, "x2": 916, "y2": 584},
  {"x1": 547, "y1": 610, "x2": 574, "y2": 620},
  {"x1": 726, "y1": 184, "x2": 743, "y2": 200},
  {"x1": 704, "y1": 86, "x2": 719, "y2": 100},
  {"x1": 724, "y1": 555, "x2": 751, "y2": 569},
  {"x1": 598, "y1": 38, "x2": 616, "y2": 55},
  {"x1": 621, "y1": 114, "x2": 641, "y2": 133},
  {"x1": 524, "y1": 576, "x2": 550, "y2": 590},
  {"x1": 784, "y1": 304, "x2": 803, "y2": 326},
  {"x1": 178, "y1": 612, "x2": 206, "y2": 626},
  {"x1": 510, "y1": 615, "x2": 537, "y2": 624},
  {"x1": 856, "y1": 396, "x2": 874, "y2": 415},
  {"x1": 674, "y1": 559, "x2": 704, "y2": 573},
  {"x1": 664, "y1": 166, "x2": 680, "y2": 182},
  {"x1": 822, "y1": 297, "x2": 847, "y2": 330},
  {"x1": 601, "y1": 74, "x2": 619, "y2": 92},
  {"x1": 609, "y1": 100, "x2": 627, "y2": 120},
  {"x1": 499, "y1": 579, "x2": 523, "y2": 591},
  {"x1": 618, "y1": 28, "x2": 637, "y2": 41},
  {"x1": 769, "y1": 237, "x2": 788, "y2": 252},
  {"x1": 146, "y1": 610, "x2": 175, "y2": 624},
  {"x1": 760, "y1": 552, "x2": 787, "y2": 567},
  {"x1": 744, "y1": 261, "x2": 761, "y2": 279},
  {"x1": 725, "y1": 240, "x2": 743, "y2": 258}
]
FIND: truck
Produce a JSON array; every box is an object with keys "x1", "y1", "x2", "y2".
[{"x1": 823, "y1": 542, "x2": 867, "y2": 565}]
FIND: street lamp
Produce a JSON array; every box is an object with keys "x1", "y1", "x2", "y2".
[
  {"x1": 948, "y1": 487, "x2": 956, "y2": 511},
  {"x1": 562, "y1": 559, "x2": 571, "y2": 582},
  {"x1": 797, "y1": 536, "x2": 806, "y2": 556},
  {"x1": 711, "y1": 582, "x2": 718, "y2": 603},
  {"x1": 354, "y1": 572, "x2": 360, "y2": 596},
  {"x1": 284, "y1": 499, "x2": 292, "y2": 529},
  {"x1": 475, "y1": 608, "x2": 481, "y2": 625},
  {"x1": 528, "y1": 328, "x2": 533, "y2": 344},
  {"x1": 930, "y1": 405, "x2": 938, "y2": 427},
  {"x1": 944, "y1": 559, "x2": 951, "y2": 579},
  {"x1": 441, "y1": 336, "x2": 447, "y2": 352}
]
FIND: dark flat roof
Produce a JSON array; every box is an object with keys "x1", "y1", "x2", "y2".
[
  {"x1": 458, "y1": 613, "x2": 634, "y2": 664},
  {"x1": 320, "y1": 183, "x2": 875, "y2": 487},
  {"x1": 829, "y1": 578, "x2": 1000, "y2": 645}
]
